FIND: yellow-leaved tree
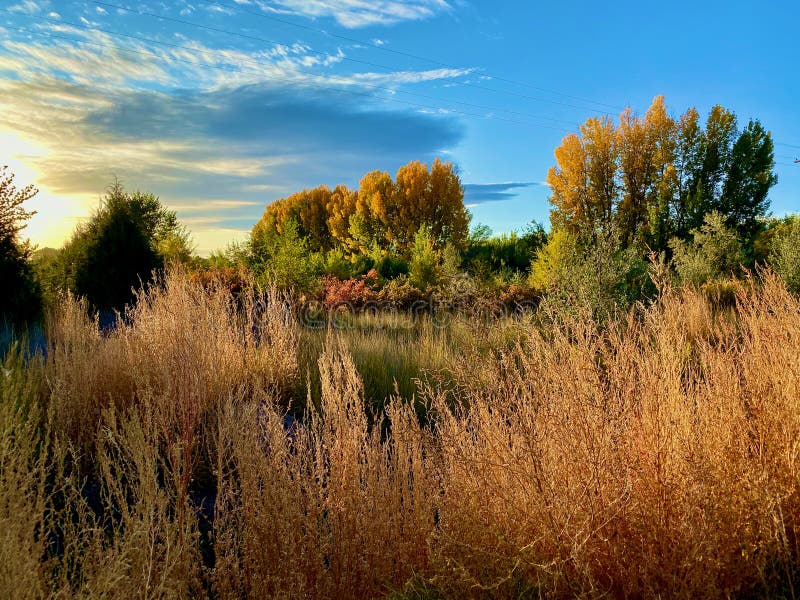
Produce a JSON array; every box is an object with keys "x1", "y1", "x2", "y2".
[
  {"x1": 547, "y1": 116, "x2": 618, "y2": 236},
  {"x1": 547, "y1": 95, "x2": 776, "y2": 254},
  {"x1": 252, "y1": 158, "x2": 470, "y2": 260}
]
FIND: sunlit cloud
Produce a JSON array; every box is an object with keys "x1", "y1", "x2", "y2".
[{"x1": 0, "y1": 7, "x2": 468, "y2": 253}]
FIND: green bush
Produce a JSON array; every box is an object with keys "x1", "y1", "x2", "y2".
[
  {"x1": 669, "y1": 211, "x2": 745, "y2": 286},
  {"x1": 408, "y1": 228, "x2": 441, "y2": 290},
  {"x1": 322, "y1": 247, "x2": 354, "y2": 280},
  {"x1": 250, "y1": 218, "x2": 323, "y2": 294},
  {"x1": 375, "y1": 252, "x2": 409, "y2": 280},
  {"x1": 531, "y1": 228, "x2": 649, "y2": 322},
  {"x1": 768, "y1": 215, "x2": 800, "y2": 293}
]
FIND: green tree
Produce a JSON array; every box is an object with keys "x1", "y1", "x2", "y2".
[
  {"x1": 407, "y1": 227, "x2": 455, "y2": 290},
  {"x1": 0, "y1": 166, "x2": 41, "y2": 324},
  {"x1": 61, "y1": 182, "x2": 187, "y2": 311},
  {"x1": 250, "y1": 218, "x2": 321, "y2": 293},
  {"x1": 720, "y1": 119, "x2": 777, "y2": 245}
]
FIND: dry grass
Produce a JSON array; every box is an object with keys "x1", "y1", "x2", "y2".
[
  {"x1": 428, "y1": 273, "x2": 800, "y2": 597},
  {"x1": 212, "y1": 342, "x2": 437, "y2": 598},
  {"x1": 1, "y1": 269, "x2": 800, "y2": 598}
]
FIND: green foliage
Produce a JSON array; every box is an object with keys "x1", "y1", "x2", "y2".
[
  {"x1": 769, "y1": 215, "x2": 800, "y2": 294},
  {"x1": 529, "y1": 228, "x2": 578, "y2": 293},
  {"x1": 374, "y1": 252, "x2": 409, "y2": 280},
  {"x1": 532, "y1": 228, "x2": 649, "y2": 322},
  {"x1": 669, "y1": 211, "x2": 745, "y2": 286},
  {"x1": 408, "y1": 228, "x2": 442, "y2": 290},
  {"x1": 30, "y1": 247, "x2": 62, "y2": 308},
  {"x1": 322, "y1": 247, "x2": 354, "y2": 279},
  {"x1": 719, "y1": 119, "x2": 777, "y2": 244},
  {"x1": 250, "y1": 218, "x2": 322, "y2": 293},
  {"x1": 0, "y1": 166, "x2": 41, "y2": 324},
  {"x1": 60, "y1": 182, "x2": 188, "y2": 311},
  {"x1": 463, "y1": 221, "x2": 547, "y2": 278},
  {"x1": 155, "y1": 212, "x2": 195, "y2": 265}
]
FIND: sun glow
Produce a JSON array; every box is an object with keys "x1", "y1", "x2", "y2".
[{"x1": 1, "y1": 129, "x2": 94, "y2": 249}]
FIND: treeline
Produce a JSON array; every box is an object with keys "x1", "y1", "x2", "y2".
[
  {"x1": 530, "y1": 95, "x2": 795, "y2": 319},
  {"x1": 548, "y1": 95, "x2": 775, "y2": 252},
  {"x1": 2, "y1": 96, "x2": 800, "y2": 327},
  {"x1": 214, "y1": 158, "x2": 546, "y2": 300},
  {"x1": 255, "y1": 158, "x2": 469, "y2": 254}
]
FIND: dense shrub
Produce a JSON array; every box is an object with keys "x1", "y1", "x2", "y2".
[
  {"x1": 769, "y1": 215, "x2": 800, "y2": 293},
  {"x1": 670, "y1": 211, "x2": 746, "y2": 286},
  {"x1": 321, "y1": 269, "x2": 381, "y2": 309},
  {"x1": 531, "y1": 228, "x2": 649, "y2": 322},
  {"x1": 374, "y1": 252, "x2": 410, "y2": 280},
  {"x1": 376, "y1": 277, "x2": 429, "y2": 310}
]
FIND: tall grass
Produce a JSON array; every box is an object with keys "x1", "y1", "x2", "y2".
[{"x1": 1, "y1": 269, "x2": 799, "y2": 597}]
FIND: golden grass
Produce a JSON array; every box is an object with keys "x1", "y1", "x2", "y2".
[{"x1": 1, "y1": 269, "x2": 799, "y2": 598}]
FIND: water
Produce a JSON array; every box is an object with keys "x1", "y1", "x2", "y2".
[{"x1": 0, "y1": 320, "x2": 48, "y2": 358}]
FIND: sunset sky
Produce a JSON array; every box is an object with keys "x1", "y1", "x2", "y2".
[{"x1": 1, "y1": 0, "x2": 798, "y2": 254}]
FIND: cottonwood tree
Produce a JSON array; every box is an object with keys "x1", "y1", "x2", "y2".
[
  {"x1": 547, "y1": 96, "x2": 776, "y2": 258},
  {"x1": 252, "y1": 158, "x2": 470, "y2": 259},
  {"x1": 548, "y1": 116, "x2": 618, "y2": 237}
]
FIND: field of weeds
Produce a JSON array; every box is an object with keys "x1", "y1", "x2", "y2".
[{"x1": 2, "y1": 271, "x2": 800, "y2": 598}]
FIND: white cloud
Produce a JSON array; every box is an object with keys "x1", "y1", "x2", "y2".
[
  {"x1": 8, "y1": 1, "x2": 45, "y2": 15},
  {"x1": 257, "y1": 0, "x2": 452, "y2": 28}
]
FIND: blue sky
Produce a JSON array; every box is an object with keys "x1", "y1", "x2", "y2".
[{"x1": 1, "y1": 0, "x2": 797, "y2": 253}]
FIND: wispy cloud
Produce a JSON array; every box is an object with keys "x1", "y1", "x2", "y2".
[
  {"x1": 8, "y1": 1, "x2": 46, "y2": 15},
  {"x1": 463, "y1": 182, "x2": 541, "y2": 204},
  {"x1": 246, "y1": 0, "x2": 452, "y2": 28}
]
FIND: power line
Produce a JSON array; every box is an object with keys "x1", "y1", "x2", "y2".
[
  {"x1": 6, "y1": 6, "x2": 799, "y2": 150},
  {"x1": 2, "y1": 10, "x2": 576, "y2": 130},
  {"x1": 88, "y1": 0, "x2": 616, "y2": 117},
  {"x1": 191, "y1": 0, "x2": 627, "y2": 113},
  {"x1": 1, "y1": 17, "x2": 573, "y2": 133}
]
